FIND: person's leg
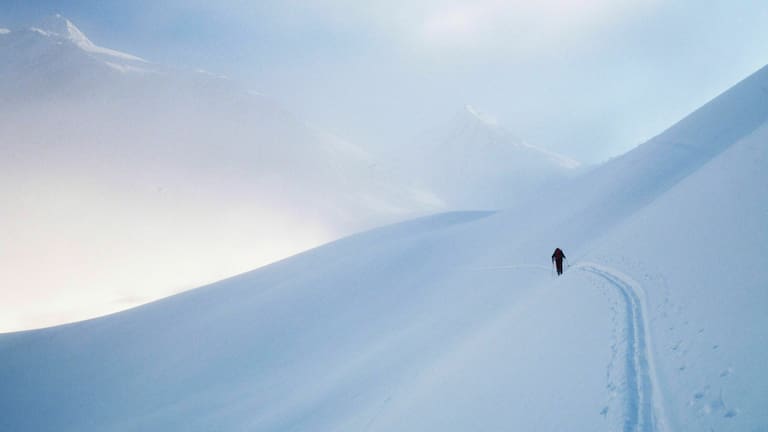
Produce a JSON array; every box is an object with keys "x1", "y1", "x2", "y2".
[{"x1": 556, "y1": 261, "x2": 563, "y2": 275}]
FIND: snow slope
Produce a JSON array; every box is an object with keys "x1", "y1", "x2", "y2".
[
  {"x1": 0, "y1": 53, "x2": 766, "y2": 432},
  {"x1": 577, "y1": 123, "x2": 768, "y2": 431}
]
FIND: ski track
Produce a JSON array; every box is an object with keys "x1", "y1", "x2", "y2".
[
  {"x1": 464, "y1": 260, "x2": 666, "y2": 431},
  {"x1": 575, "y1": 262, "x2": 663, "y2": 432}
]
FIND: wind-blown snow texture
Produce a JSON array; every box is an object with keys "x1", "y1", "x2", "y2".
[{"x1": 1, "y1": 30, "x2": 766, "y2": 432}]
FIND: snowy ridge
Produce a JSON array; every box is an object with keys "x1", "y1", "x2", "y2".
[
  {"x1": 103, "y1": 60, "x2": 155, "y2": 75},
  {"x1": 460, "y1": 105, "x2": 580, "y2": 169},
  {"x1": 32, "y1": 14, "x2": 145, "y2": 62},
  {"x1": 400, "y1": 104, "x2": 582, "y2": 208},
  {"x1": 464, "y1": 104, "x2": 498, "y2": 126},
  {"x1": 574, "y1": 64, "x2": 768, "y2": 213},
  {"x1": 519, "y1": 139, "x2": 582, "y2": 169}
]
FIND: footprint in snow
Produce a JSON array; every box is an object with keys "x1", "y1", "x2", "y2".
[{"x1": 693, "y1": 389, "x2": 707, "y2": 400}]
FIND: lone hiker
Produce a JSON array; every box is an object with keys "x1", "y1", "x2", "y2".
[{"x1": 551, "y1": 248, "x2": 566, "y2": 276}]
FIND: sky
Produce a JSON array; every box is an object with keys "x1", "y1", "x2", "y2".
[{"x1": 1, "y1": 0, "x2": 767, "y2": 162}]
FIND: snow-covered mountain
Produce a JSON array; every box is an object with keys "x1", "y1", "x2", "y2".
[
  {"x1": 0, "y1": 15, "x2": 439, "y2": 330},
  {"x1": 398, "y1": 104, "x2": 582, "y2": 208},
  {"x1": 1, "y1": 48, "x2": 765, "y2": 432},
  {"x1": 0, "y1": 14, "x2": 156, "y2": 100}
]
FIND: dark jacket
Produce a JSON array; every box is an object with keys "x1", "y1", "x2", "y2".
[{"x1": 551, "y1": 248, "x2": 566, "y2": 262}]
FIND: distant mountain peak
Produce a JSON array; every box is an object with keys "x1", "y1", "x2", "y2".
[
  {"x1": 29, "y1": 14, "x2": 146, "y2": 63},
  {"x1": 34, "y1": 14, "x2": 90, "y2": 46}
]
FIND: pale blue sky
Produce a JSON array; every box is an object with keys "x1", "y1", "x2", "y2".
[{"x1": 2, "y1": 0, "x2": 767, "y2": 162}]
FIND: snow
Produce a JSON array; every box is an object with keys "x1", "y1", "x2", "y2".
[
  {"x1": 577, "y1": 122, "x2": 768, "y2": 430},
  {"x1": 393, "y1": 105, "x2": 583, "y2": 208},
  {"x1": 465, "y1": 104, "x2": 498, "y2": 126},
  {"x1": 35, "y1": 14, "x2": 146, "y2": 62},
  {"x1": 104, "y1": 60, "x2": 154, "y2": 74},
  {"x1": 0, "y1": 17, "x2": 158, "y2": 102},
  {"x1": 1, "y1": 57, "x2": 766, "y2": 431}
]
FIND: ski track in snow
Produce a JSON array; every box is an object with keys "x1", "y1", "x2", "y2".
[
  {"x1": 575, "y1": 262, "x2": 665, "y2": 432},
  {"x1": 467, "y1": 261, "x2": 666, "y2": 431}
]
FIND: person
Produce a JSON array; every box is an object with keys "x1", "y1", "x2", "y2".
[{"x1": 551, "y1": 248, "x2": 566, "y2": 276}]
